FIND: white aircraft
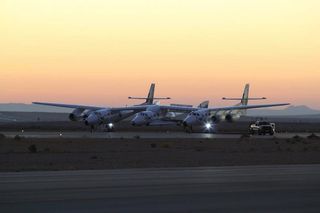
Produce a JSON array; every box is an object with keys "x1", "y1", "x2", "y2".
[
  {"x1": 33, "y1": 83, "x2": 289, "y2": 133},
  {"x1": 131, "y1": 101, "x2": 209, "y2": 126},
  {"x1": 211, "y1": 83, "x2": 266, "y2": 123},
  {"x1": 131, "y1": 102, "x2": 289, "y2": 132},
  {"x1": 129, "y1": 84, "x2": 289, "y2": 132},
  {"x1": 33, "y1": 83, "x2": 170, "y2": 131},
  {"x1": 128, "y1": 83, "x2": 170, "y2": 104}
]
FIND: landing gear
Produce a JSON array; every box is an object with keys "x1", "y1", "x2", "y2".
[
  {"x1": 203, "y1": 122, "x2": 216, "y2": 133},
  {"x1": 182, "y1": 121, "x2": 193, "y2": 133},
  {"x1": 184, "y1": 126, "x2": 193, "y2": 133},
  {"x1": 106, "y1": 123, "x2": 114, "y2": 132}
]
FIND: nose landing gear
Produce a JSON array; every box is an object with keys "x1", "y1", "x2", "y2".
[
  {"x1": 106, "y1": 123, "x2": 114, "y2": 132},
  {"x1": 182, "y1": 122, "x2": 193, "y2": 133}
]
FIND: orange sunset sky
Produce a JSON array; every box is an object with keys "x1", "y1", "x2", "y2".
[{"x1": 1, "y1": 0, "x2": 320, "y2": 108}]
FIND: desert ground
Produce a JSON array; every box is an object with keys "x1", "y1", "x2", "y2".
[
  {"x1": 1, "y1": 133, "x2": 320, "y2": 171},
  {"x1": 1, "y1": 117, "x2": 320, "y2": 171}
]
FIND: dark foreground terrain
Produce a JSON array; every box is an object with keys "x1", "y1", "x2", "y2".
[
  {"x1": 1, "y1": 165, "x2": 320, "y2": 213},
  {"x1": 1, "y1": 134, "x2": 320, "y2": 171}
]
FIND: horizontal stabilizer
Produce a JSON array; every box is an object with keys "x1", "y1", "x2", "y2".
[
  {"x1": 128, "y1": 97, "x2": 171, "y2": 100},
  {"x1": 222, "y1": 97, "x2": 266, "y2": 100}
]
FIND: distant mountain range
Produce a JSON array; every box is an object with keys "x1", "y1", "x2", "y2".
[
  {"x1": 0, "y1": 103, "x2": 72, "y2": 113},
  {"x1": 248, "y1": 105, "x2": 320, "y2": 116},
  {"x1": 0, "y1": 103, "x2": 319, "y2": 116}
]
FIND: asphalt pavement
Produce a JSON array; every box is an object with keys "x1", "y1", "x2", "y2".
[
  {"x1": 3, "y1": 131, "x2": 319, "y2": 139},
  {"x1": 1, "y1": 165, "x2": 320, "y2": 213}
]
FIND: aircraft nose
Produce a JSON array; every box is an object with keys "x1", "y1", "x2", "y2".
[
  {"x1": 131, "y1": 115, "x2": 145, "y2": 126},
  {"x1": 131, "y1": 116, "x2": 139, "y2": 126},
  {"x1": 183, "y1": 116, "x2": 196, "y2": 127},
  {"x1": 85, "y1": 113, "x2": 98, "y2": 126}
]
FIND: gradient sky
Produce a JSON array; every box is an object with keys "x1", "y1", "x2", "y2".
[{"x1": 1, "y1": 0, "x2": 320, "y2": 108}]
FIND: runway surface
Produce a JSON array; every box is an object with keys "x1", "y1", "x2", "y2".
[
  {"x1": 1, "y1": 165, "x2": 320, "y2": 213},
  {"x1": 2, "y1": 131, "x2": 319, "y2": 139}
]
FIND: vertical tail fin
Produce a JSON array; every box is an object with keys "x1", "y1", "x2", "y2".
[
  {"x1": 145, "y1": 83, "x2": 155, "y2": 104},
  {"x1": 128, "y1": 83, "x2": 170, "y2": 105},
  {"x1": 241, "y1": 84, "x2": 250, "y2": 106},
  {"x1": 198, "y1": 100, "x2": 209, "y2": 108}
]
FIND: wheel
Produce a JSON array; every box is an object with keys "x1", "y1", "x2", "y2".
[
  {"x1": 106, "y1": 125, "x2": 114, "y2": 132},
  {"x1": 185, "y1": 126, "x2": 193, "y2": 133}
]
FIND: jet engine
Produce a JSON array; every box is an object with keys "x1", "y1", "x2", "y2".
[
  {"x1": 69, "y1": 108, "x2": 85, "y2": 121},
  {"x1": 211, "y1": 114, "x2": 225, "y2": 123},
  {"x1": 84, "y1": 112, "x2": 100, "y2": 126},
  {"x1": 225, "y1": 113, "x2": 241, "y2": 122},
  {"x1": 84, "y1": 109, "x2": 111, "y2": 126},
  {"x1": 166, "y1": 112, "x2": 176, "y2": 118},
  {"x1": 131, "y1": 111, "x2": 156, "y2": 126}
]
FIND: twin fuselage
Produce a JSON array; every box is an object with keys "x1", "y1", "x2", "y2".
[
  {"x1": 33, "y1": 83, "x2": 289, "y2": 132},
  {"x1": 81, "y1": 104, "x2": 244, "y2": 130}
]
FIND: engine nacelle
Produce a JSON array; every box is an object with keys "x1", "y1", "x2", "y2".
[
  {"x1": 211, "y1": 114, "x2": 225, "y2": 123},
  {"x1": 69, "y1": 108, "x2": 85, "y2": 121},
  {"x1": 82, "y1": 110, "x2": 93, "y2": 119},
  {"x1": 131, "y1": 111, "x2": 157, "y2": 126},
  {"x1": 84, "y1": 112, "x2": 100, "y2": 126},
  {"x1": 166, "y1": 112, "x2": 176, "y2": 118},
  {"x1": 84, "y1": 109, "x2": 112, "y2": 125},
  {"x1": 225, "y1": 113, "x2": 241, "y2": 123}
]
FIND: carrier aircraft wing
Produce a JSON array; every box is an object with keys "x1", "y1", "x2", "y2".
[
  {"x1": 206, "y1": 103, "x2": 290, "y2": 113},
  {"x1": 32, "y1": 102, "x2": 103, "y2": 110},
  {"x1": 32, "y1": 102, "x2": 150, "y2": 113},
  {"x1": 159, "y1": 103, "x2": 289, "y2": 113}
]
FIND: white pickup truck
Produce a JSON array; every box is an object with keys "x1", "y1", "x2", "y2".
[{"x1": 249, "y1": 121, "x2": 275, "y2": 135}]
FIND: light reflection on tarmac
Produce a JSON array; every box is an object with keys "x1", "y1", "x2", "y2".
[{"x1": 2, "y1": 131, "x2": 319, "y2": 139}]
